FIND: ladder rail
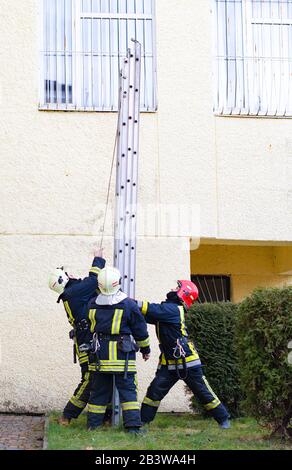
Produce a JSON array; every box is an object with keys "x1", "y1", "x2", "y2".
[{"x1": 112, "y1": 41, "x2": 142, "y2": 426}]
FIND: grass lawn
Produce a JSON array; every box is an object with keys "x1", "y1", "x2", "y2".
[{"x1": 47, "y1": 413, "x2": 292, "y2": 450}]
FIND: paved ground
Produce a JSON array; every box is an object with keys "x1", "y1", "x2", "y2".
[{"x1": 0, "y1": 414, "x2": 45, "y2": 450}]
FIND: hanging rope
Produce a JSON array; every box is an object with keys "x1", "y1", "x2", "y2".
[
  {"x1": 98, "y1": 75, "x2": 123, "y2": 251},
  {"x1": 98, "y1": 124, "x2": 118, "y2": 251}
]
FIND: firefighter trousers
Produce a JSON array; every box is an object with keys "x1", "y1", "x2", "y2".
[
  {"x1": 63, "y1": 363, "x2": 112, "y2": 421},
  {"x1": 141, "y1": 365, "x2": 229, "y2": 425},
  {"x1": 87, "y1": 372, "x2": 141, "y2": 429},
  {"x1": 63, "y1": 363, "x2": 94, "y2": 419}
]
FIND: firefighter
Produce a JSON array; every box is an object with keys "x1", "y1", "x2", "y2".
[
  {"x1": 48, "y1": 249, "x2": 107, "y2": 426},
  {"x1": 87, "y1": 266, "x2": 151, "y2": 434},
  {"x1": 137, "y1": 280, "x2": 231, "y2": 429}
]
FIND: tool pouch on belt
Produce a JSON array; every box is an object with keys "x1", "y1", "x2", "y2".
[
  {"x1": 117, "y1": 335, "x2": 139, "y2": 379},
  {"x1": 69, "y1": 329, "x2": 77, "y2": 364},
  {"x1": 117, "y1": 335, "x2": 139, "y2": 353}
]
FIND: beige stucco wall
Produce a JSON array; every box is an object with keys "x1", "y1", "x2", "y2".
[
  {"x1": 0, "y1": 0, "x2": 292, "y2": 413},
  {"x1": 0, "y1": 235, "x2": 190, "y2": 413},
  {"x1": 274, "y1": 246, "x2": 292, "y2": 275},
  {"x1": 191, "y1": 244, "x2": 292, "y2": 303}
]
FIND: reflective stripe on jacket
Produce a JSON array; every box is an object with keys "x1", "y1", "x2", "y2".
[
  {"x1": 87, "y1": 297, "x2": 150, "y2": 373},
  {"x1": 57, "y1": 257, "x2": 105, "y2": 366},
  {"x1": 138, "y1": 299, "x2": 201, "y2": 370}
]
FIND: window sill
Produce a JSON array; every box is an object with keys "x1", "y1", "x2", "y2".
[
  {"x1": 38, "y1": 104, "x2": 157, "y2": 113},
  {"x1": 214, "y1": 112, "x2": 292, "y2": 119}
]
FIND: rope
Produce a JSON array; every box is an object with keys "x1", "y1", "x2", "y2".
[
  {"x1": 173, "y1": 339, "x2": 186, "y2": 360},
  {"x1": 98, "y1": 74, "x2": 123, "y2": 251},
  {"x1": 98, "y1": 125, "x2": 118, "y2": 251},
  {"x1": 98, "y1": 40, "x2": 142, "y2": 251}
]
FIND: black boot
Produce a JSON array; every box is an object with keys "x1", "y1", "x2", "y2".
[{"x1": 127, "y1": 427, "x2": 147, "y2": 435}]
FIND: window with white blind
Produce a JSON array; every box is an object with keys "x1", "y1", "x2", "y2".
[
  {"x1": 213, "y1": 0, "x2": 292, "y2": 116},
  {"x1": 39, "y1": 0, "x2": 157, "y2": 111}
]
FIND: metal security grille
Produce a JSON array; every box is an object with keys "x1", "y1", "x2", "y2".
[
  {"x1": 213, "y1": 0, "x2": 292, "y2": 116},
  {"x1": 39, "y1": 0, "x2": 157, "y2": 111},
  {"x1": 191, "y1": 275, "x2": 231, "y2": 303}
]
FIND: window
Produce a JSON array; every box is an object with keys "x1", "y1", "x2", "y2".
[
  {"x1": 191, "y1": 275, "x2": 231, "y2": 303},
  {"x1": 213, "y1": 0, "x2": 292, "y2": 116},
  {"x1": 39, "y1": 0, "x2": 157, "y2": 111}
]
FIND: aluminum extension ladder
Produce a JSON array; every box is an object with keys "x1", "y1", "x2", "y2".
[{"x1": 112, "y1": 40, "x2": 142, "y2": 426}]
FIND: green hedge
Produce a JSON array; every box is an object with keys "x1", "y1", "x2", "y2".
[
  {"x1": 186, "y1": 302, "x2": 243, "y2": 418},
  {"x1": 236, "y1": 287, "x2": 292, "y2": 438}
]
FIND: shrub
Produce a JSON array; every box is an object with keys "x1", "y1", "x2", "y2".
[
  {"x1": 236, "y1": 287, "x2": 292, "y2": 439},
  {"x1": 186, "y1": 302, "x2": 243, "y2": 418}
]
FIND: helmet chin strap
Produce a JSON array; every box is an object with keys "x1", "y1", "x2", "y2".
[{"x1": 166, "y1": 291, "x2": 181, "y2": 302}]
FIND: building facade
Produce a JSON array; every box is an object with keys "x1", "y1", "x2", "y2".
[{"x1": 0, "y1": 0, "x2": 292, "y2": 413}]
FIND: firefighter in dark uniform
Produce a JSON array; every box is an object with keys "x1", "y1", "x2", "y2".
[
  {"x1": 48, "y1": 249, "x2": 106, "y2": 426},
  {"x1": 87, "y1": 266, "x2": 151, "y2": 434},
  {"x1": 137, "y1": 280, "x2": 231, "y2": 429}
]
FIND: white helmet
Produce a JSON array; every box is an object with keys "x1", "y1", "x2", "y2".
[
  {"x1": 98, "y1": 266, "x2": 121, "y2": 295},
  {"x1": 48, "y1": 268, "x2": 70, "y2": 295}
]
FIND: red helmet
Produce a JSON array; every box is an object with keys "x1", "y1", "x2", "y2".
[{"x1": 176, "y1": 280, "x2": 199, "y2": 309}]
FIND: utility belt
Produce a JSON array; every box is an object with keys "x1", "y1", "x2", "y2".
[
  {"x1": 160, "y1": 337, "x2": 189, "y2": 380},
  {"x1": 69, "y1": 319, "x2": 90, "y2": 364},
  {"x1": 93, "y1": 333, "x2": 139, "y2": 379},
  {"x1": 98, "y1": 334, "x2": 123, "y2": 341},
  {"x1": 69, "y1": 319, "x2": 89, "y2": 340}
]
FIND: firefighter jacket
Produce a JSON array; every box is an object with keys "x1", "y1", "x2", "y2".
[
  {"x1": 57, "y1": 256, "x2": 105, "y2": 365},
  {"x1": 137, "y1": 292, "x2": 201, "y2": 371},
  {"x1": 87, "y1": 296, "x2": 150, "y2": 374}
]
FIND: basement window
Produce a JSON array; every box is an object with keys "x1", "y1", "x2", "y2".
[
  {"x1": 213, "y1": 0, "x2": 292, "y2": 116},
  {"x1": 191, "y1": 275, "x2": 231, "y2": 303},
  {"x1": 39, "y1": 0, "x2": 157, "y2": 111}
]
